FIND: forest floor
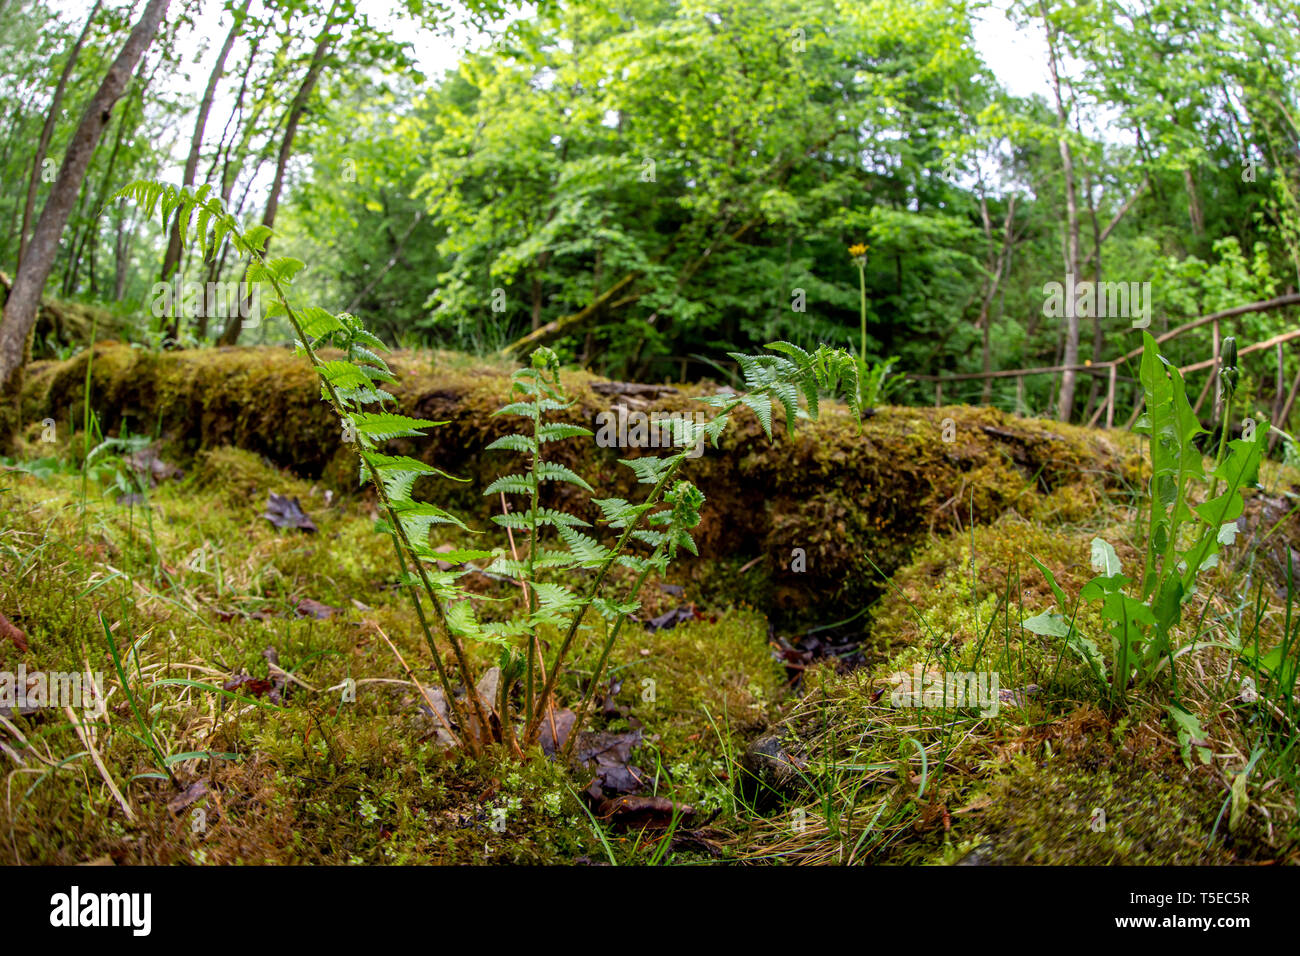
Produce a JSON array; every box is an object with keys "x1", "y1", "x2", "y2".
[{"x1": 1, "y1": 345, "x2": 1299, "y2": 865}]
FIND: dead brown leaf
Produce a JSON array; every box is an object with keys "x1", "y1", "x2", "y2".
[{"x1": 0, "y1": 613, "x2": 28, "y2": 652}]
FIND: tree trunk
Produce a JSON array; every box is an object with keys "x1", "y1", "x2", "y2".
[
  {"x1": 17, "y1": 0, "x2": 103, "y2": 273},
  {"x1": 978, "y1": 194, "x2": 1016, "y2": 404},
  {"x1": 0, "y1": 0, "x2": 170, "y2": 450},
  {"x1": 160, "y1": 0, "x2": 250, "y2": 340},
  {"x1": 114, "y1": 203, "x2": 136, "y2": 301},
  {"x1": 218, "y1": 3, "x2": 338, "y2": 346},
  {"x1": 1081, "y1": 163, "x2": 1104, "y2": 421},
  {"x1": 1183, "y1": 167, "x2": 1204, "y2": 237},
  {"x1": 1041, "y1": 1, "x2": 1082, "y2": 422}
]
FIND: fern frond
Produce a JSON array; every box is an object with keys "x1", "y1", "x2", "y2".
[
  {"x1": 491, "y1": 507, "x2": 589, "y2": 530},
  {"x1": 556, "y1": 525, "x2": 613, "y2": 566},
  {"x1": 537, "y1": 423, "x2": 593, "y2": 443},
  {"x1": 483, "y1": 473, "x2": 535, "y2": 496},
  {"x1": 352, "y1": 412, "x2": 443, "y2": 442},
  {"x1": 535, "y1": 461, "x2": 593, "y2": 491},
  {"x1": 618, "y1": 456, "x2": 674, "y2": 485},
  {"x1": 484, "y1": 433, "x2": 537, "y2": 455}
]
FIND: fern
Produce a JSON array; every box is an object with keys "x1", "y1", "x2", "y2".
[
  {"x1": 483, "y1": 346, "x2": 595, "y2": 734},
  {"x1": 116, "y1": 177, "x2": 867, "y2": 761},
  {"x1": 115, "y1": 180, "x2": 495, "y2": 753},
  {"x1": 541, "y1": 340, "x2": 861, "y2": 757}
]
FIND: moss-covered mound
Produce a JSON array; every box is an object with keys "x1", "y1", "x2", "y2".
[{"x1": 20, "y1": 343, "x2": 1126, "y2": 622}]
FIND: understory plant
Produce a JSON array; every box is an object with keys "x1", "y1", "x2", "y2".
[
  {"x1": 115, "y1": 180, "x2": 863, "y2": 760},
  {"x1": 1026, "y1": 332, "x2": 1269, "y2": 724}
]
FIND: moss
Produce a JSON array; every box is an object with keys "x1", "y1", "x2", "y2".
[
  {"x1": 0, "y1": 459, "x2": 793, "y2": 864},
  {"x1": 960, "y1": 754, "x2": 1236, "y2": 865},
  {"x1": 189, "y1": 446, "x2": 316, "y2": 508},
  {"x1": 21, "y1": 344, "x2": 1124, "y2": 625},
  {"x1": 867, "y1": 515, "x2": 1134, "y2": 656}
]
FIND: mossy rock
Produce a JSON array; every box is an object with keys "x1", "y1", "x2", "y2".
[
  {"x1": 21, "y1": 344, "x2": 1124, "y2": 623},
  {"x1": 867, "y1": 514, "x2": 1135, "y2": 655}
]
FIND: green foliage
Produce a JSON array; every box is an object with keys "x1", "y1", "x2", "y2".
[
  {"x1": 1026, "y1": 333, "x2": 1269, "y2": 718},
  {"x1": 116, "y1": 177, "x2": 866, "y2": 760},
  {"x1": 116, "y1": 178, "x2": 501, "y2": 752}
]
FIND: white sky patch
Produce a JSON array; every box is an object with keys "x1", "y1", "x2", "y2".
[{"x1": 972, "y1": 1, "x2": 1052, "y2": 100}]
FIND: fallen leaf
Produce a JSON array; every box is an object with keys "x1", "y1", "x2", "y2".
[
  {"x1": 644, "y1": 604, "x2": 702, "y2": 633},
  {"x1": 126, "y1": 446, "x2": 183, "y2": 486},
  {"x1": 459, "y1": 666, "x2": 502, "y2": 745},
  {"x1": 0, "y1": 613, "x2": 28, "y2": 652},
  {"x1": 263, "y1": 493, "x2": 318, "y2": 533},
  {"x1": 294, "y1": 598, "x2": 339, "y2": 620},
  {"x1": 575, "y1": 727, "x2": 645, "y2": 798},
  {"x1": 223, "y1": 673, "x2": 278, "y2": 703},
  {"x1": 167, "y1": 779, "x2": 209, "y2": 815},
  {"x1": 539, "y1": 708, "x2": 578, "y2": 756},
  {"x1": 597, "y1": 795, "x2": 695, "y2": 828},
  {"x1": 413, "y1": 685, "x2": 457, "y2": 748}
]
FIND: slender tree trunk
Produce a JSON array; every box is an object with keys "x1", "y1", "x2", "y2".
[
  {"x1": 18, "y1": 0, "x2": 103, "y2": 273},
  {"x1": 66, "y1": 93, "x2": 132, "y2": 297},
  {"x1": 63, "y1": 53, "x2": 154, "y2": 299},
  {"x1": 0, "y1": 0, "x2": 170, "y2": 450},
  {"x1": 1082, "y1": 164, "x2": 1105, "y2": 421},
  {"x1": 114, "y1": 204, "x2": 137, "y2": 301},
  {"x1": 1041, "y1": 1, "x2": 1082, "y2": 422},
  {"x1": 219, "y1": 3, "x2": 338, "y2": 345},
  {"x1": 978, "y1": 194, "x2": 1016, "y2": 404},
  {"x1": 161, "y1": 0, "x2": 250, "y2": 342},
  {"x1": 1183, "y1": 166, "x2": 1204, "y2": 237}
]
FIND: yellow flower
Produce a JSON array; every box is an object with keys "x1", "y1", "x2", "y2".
[{"x1": 848, "y1": 243, "x2": 869, "y2": 257}]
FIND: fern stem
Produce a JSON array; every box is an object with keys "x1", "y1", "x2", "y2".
[
  {"x1": 523, "y1": 381, "x2": 544, "y2": 729},
  {"x1": 562, "y1": 550, "x2": 661, "y2": 761},
  {"x1": 262, "y1": 270, "x2": 492, "y2": 750},
  {"x1": 386, "y1": 526, "x2": 475, "y2": 748},
  {"x1": 523, "y1": 457, "x2": 684, "y2": 747}
]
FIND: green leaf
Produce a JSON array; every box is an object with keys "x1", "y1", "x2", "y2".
[
  {"x1": 537, "y1": 422, "x2": 593, "y2": 442},
  {"x1": 483, "y1": 473, "x2": 535, "y2": 496},
  {"x1": 535, "y1": 461, "x2": 593, "y2": 491},
  {"x1": 298, "y1": 307, "x2": 345, "y2": 339},
  {"x1": 1089, "y1": 537, "x2": 1122, "y2": 577},
  {"x1": 485, "y1": 433, "x2": 537, "y2": 455},
  {"x1": 1022, "y1": 610, "x2": 1070, "y2": 637},
  {"x1": 352, "y1": 412, "x2": 443, "y2": 441},
  {"x1": 619, "y1": 456, "x2": 673, "y2": 485},
  {"x1": 1029, "y1": 555, "x2": 1068, "y2": 612}
]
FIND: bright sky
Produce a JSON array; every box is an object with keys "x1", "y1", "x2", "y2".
[{"x1": 972, "y1": 0, "x2": 1052, "y2": 99}]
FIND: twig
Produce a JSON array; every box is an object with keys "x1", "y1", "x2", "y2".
[
  {"x1": 64, "y1": 705, "x2": 135, "y2": 822},
  {"x1": 369, "y1": 622, "x2": 462, "y2": 748}
]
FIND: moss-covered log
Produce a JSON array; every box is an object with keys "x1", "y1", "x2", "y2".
[{"x1": 20, "y1": 343, "x2": 1126, "y2": 619}]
